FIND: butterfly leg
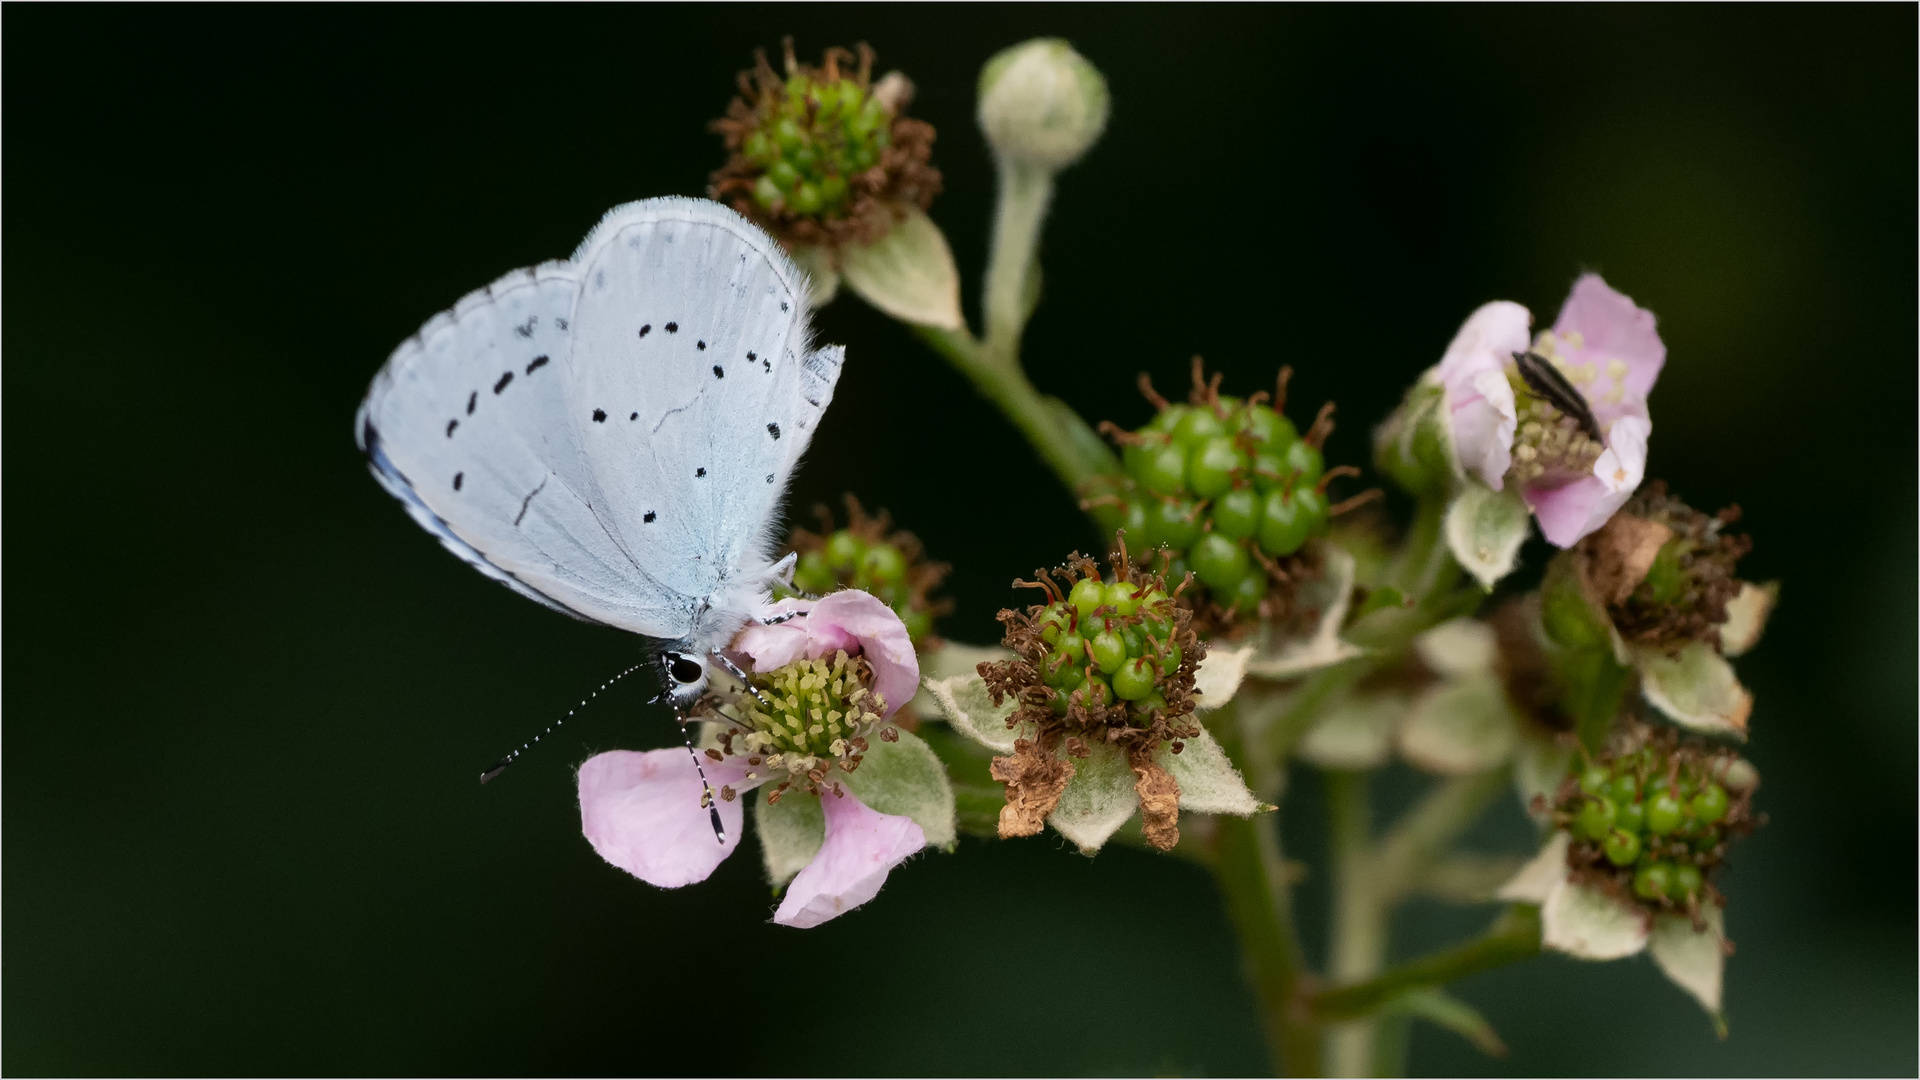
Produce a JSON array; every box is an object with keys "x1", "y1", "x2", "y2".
[
  {"x1": 710, "y1": 650, "x2": 773, "y2": 707},
  {"x1": 759, "y1": 608, "x2": 811, "y2": 626}
]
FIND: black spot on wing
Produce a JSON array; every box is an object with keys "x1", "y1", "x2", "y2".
[
  {"x1": 665, "y1": 322, "x2": 679, "y2": 333},
  {"x1": 556, "y1": 317, "x2": 569, "y2": 331},
  {"x1": 493, "y1": 371, "x2": 513, "y2": 394},
  {"x1": 592, "y1": 409, "x2": 607, "y2": 422},
  {"x1": 767, "y1": 422, "x2": 781, "y2": 440},
  {"x1": 525, "y1": 354, "x2": 550, "y2": 374},
  {"x1": 644, "y1": 511, "x2": 657, "y2": 523},
  {"x1": 639, "y1": 324, "x2": 651, "y2": 338},
  {"x1": 695, "y1": 467, "x2": 707, "y2": 478},
  {"x1": 514, "y1": 316, "x2": 537, "y2": 338},
  {"x1": 697, "y1": 340, "x2": 707, "y2": 351},
  {"x1": 453, "y1": 471, "x2": 464, "y2": 491},
  {"x1": 466, "y1": 391, "x2": 477, "y2": 415},
  {"x1": 765, "y1": 473, "x2": 775, "y2": 484},
  {"x1": 780, "y1": 301, "x2": 789, "y2": 312},
  {"x1": 630, "y1": 411, "x2": 638, "y2": 421},
  {"x1": 712, "y1": 365, "x2": 724, "y2": 379}
]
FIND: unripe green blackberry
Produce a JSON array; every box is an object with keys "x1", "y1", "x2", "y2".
[
  {"x1": 710, "y1": 40, "x2": 941, "y2": 252},
  {"x1": 978, "y1": 543, "x2": 1206, "y2": 747},
  {"x1": 1548, "y1": 723, "x2": 1761, "y2": 918},
  {"x1": 1086, "y1": 359, "x2": 1375, "y2": 633},
  {"x1": 783, "y1": 496, "x2": 951, "y2": 650}
]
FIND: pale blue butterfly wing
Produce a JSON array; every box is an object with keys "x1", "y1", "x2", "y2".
[{"x1": 357, "y1": 197, "x2": 842, "y2": 646}]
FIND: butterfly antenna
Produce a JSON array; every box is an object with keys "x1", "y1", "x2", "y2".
[
  {"x1": 675, "y1": 710, "x2": 729, "y2": 845},
  {"x1": 479, "y1": 662, "x2": 648, "y2": 784}
]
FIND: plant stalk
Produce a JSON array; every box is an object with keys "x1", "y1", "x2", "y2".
[
  {"x1": 1311, "y1": 906, "x2": 1542, "y2": 1022},
  {"x1": 1325, "y1": 770, "x2": 1384, "y2": 1077}
]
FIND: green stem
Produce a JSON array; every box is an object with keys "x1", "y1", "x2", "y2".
[
  {"x1": 1325, "y1": 770, "x2": 1382, "y2": 1078},
  {"x1": 1211, "y1": 708, "x2": 1319, "y2": 1076},
  {"x1": 983, "y1": 158, "x2": 1052, "y2": 353},
  {"x1": 1374, "y1": 768, "x2": 1512, "y2": 903},
  {"x1": 1311, "y1": 906, "x2": 1542, "y2": 1022},
  {"x1": 913, "y1": 325, "x2": 1113, "y2": 493},
  {"x1": 1213, "y1": 814, "x2": 1320, "y2": 1077}
]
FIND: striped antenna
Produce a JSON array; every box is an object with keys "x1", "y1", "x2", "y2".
[
  {"x1": 478, "y1": 662, "x2": 647, "y2": 783},
  {"x1": 676, "y1": 713, "x2": 728, "y2": 845}
]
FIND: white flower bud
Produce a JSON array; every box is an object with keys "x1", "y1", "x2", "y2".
[{"x1": 976, "y1": 38, "x2": 1109, "y2": 171}]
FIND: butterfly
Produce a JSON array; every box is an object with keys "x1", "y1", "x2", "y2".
[{"x1": 357, "y1": 197, "x2": 844, "y2": 710}]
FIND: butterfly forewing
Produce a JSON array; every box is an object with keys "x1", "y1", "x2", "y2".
[
  {"x1": 357, "y1": 198, "x2": 841, "y2": 642},
  {"x1": 566, "y1": 201, "x2": 830, "y2": 607}
]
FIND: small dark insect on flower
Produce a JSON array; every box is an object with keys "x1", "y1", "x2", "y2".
[{"x1": 1513, "y1": 350, "x2": 1603, "y2": 442}]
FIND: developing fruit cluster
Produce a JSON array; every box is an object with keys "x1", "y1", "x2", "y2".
[
  {"x1": 1547, "y1": 724, "x2": 1760, "y2": 919},
  {"x1": 1088, "y1": 360, "x2": 1363, "y2": 625},
  {"x1": 709, "y1": 40, "x2": 940, "y2": 249},
  {"x1": 1606, "y1": 481, "x2": 1752, "y2": 651},
  {"x1": 979, "y1": 544, "x2": 1206, "y2": 750},
  {"x1": 785, "y1": 497, "x2": 951, "y2": 648}
]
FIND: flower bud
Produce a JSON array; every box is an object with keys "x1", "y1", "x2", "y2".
[{"x1": 976, "y1": 38, "x2": 1109, "y2": 171}]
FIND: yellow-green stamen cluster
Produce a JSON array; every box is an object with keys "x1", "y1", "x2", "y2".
[
  {"x1": 1508, "y1": 379, "x2": 1605, "y2": 486},
  {"x1": 739, "y1": 651, "x2": 884, "y2": 767}
]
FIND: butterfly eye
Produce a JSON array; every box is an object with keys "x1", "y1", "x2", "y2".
[{"x1": 667, "y1": 653, "x2": 706, "y2": 685}]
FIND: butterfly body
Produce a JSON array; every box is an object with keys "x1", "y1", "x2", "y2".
[{"x1": 358, "y1": 198, "x2": 842, "y2": 700}]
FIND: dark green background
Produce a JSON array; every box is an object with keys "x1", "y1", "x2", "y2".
[{"x1": 7, "y1": 5, "x2": 1913, "y2": 1075}]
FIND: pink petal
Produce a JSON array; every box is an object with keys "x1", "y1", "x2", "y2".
[
  {"x1": 807, "y1": 590, "x2": 920, "y2": 717},
  {"x1": 577, "y1": 749, "x2": 751, "y2": 888},
  {"x1": 772, "y1": 788, "x2": 925, "y2": 928},
  {"x1": 734, "y1": 598, "x2": 813, "y2": 671},
  {"x1": 733, "y1": 590, "x2": 920, "y2": 718},
  {"x1": 1526, "y1": 414, "x2": 1650, "y2": 547},
  {"x1": 1437, "y1": 301, "x2": 1530, "y2": 489},
  {"x1": 1551, "y1": 274, "x2": 1665, "y2": 427}
]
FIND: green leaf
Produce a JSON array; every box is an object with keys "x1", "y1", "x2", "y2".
[
  {"x1": 1397, "y1": 672, "x2": 1521, "y2": 775},
  {"x1": 1159, "y1": 726, "x2": 1258, "y2": 816},
  {"x1": 1512, "y1": 731, "x2": 1574, "y2": 821},
  {"x1": 1192, "y1": 643, "x2": 1252, "y2": 713},
  {"x1": 838, "y1": 205, "x2": 964, "y2": 330},
  {"x1": 1636, "y1": 641, "x2": 1752, "y2": 738},
  {"x1": 1295, "y1": 692, "x2": 1406, "y2": 770},
  {"x1": 1495, "y1": 831, "x2": 1569, "y2": 905},
  {"x1": 1718, "y1": 581, "x2": 1778, "y2": 658},
  {"x1": 1246, "y1": 544, "x2": 1363, "y2": 679},
  {"x1": 1444, "y1": 483, "x2": 1532, "y2": 589},
  {"x1": 909, "y1": 641, "x2": 1012, "y2": 719},
  {"x1": 924, "y1": 673, "x2": 1030, "y2": 754},
  {"x1": 1046, "y1": 739, "x2": 1137, "y2": 853},
  {"x1": 1415, "y1": 617, "x2": 1497, "y2": 677},
  {"x1": 841, "y1": 726, "x2": 956, "y2": 849},
  {"x1": 1649, "y1": 905, "x2": 1728, "y2": 1030},
  {"x1": 1384, "y1": 987, "x2": 1508, "y2": 1058},
  {"x1": 754, "y1": 788, "x2": 824, "y2": 890},
  {"x1": 1540, "y1": 879, "x2": 1649, "y2": 960}
]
